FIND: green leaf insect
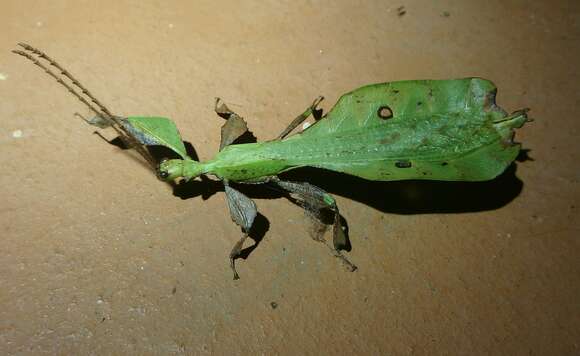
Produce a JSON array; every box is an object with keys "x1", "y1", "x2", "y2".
[{"x1": 14, "y1": 43, "x2": 530, "y2": 279}]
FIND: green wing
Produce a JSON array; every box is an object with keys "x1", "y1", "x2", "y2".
[
  {"x1": 292, "y1": 78, "x2": 528, "y2": 181},
  {"x1": 123, "y1": 116, "x2": 188, "y2": 159}
]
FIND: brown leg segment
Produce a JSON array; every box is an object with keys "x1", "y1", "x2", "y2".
[
  {"x1": 224, "y1": 183, "x2": 258, "y2": 280},
  {"x1": 276, "y1": 96, "x2": 324, "y2": 140},
  {"x1": 272, "y1": 178, "x2": 357, "y2": 272}
]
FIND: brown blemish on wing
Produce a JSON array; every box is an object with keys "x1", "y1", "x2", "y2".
[
  {"x1": 483, "y1": 88, "x2": 498, "y2": 112},
  {"x1": 379, "y1": 132, "x2": 401, "y2": 144}
]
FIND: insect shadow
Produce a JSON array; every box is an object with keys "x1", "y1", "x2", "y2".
[{"x1": 280, "y1": 164, "x2": 524, "y2": 215}]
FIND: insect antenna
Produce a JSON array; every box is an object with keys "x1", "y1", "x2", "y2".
[
  {"x1": 13, "y1": 43, "x2": 157, "y2": 168},
  {"x1": 13, "y1": 43, "x2": 114, "y2": 122}
]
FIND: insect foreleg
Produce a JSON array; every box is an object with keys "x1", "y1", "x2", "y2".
[
  {"x1": 276, "y1": 96, "x2": 324, "y2": 140},
  {"x1": 73, "y1": 113, "x2": 157, "y2": 167},
  {"x1": 271, "y1": 178, "x2": 357, "y2": 272},
  {"x1": 223, "y1": 182, "x2": 258, "y2": 280}
]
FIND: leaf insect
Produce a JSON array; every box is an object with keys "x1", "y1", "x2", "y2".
[{"x1": 14, "y1": 43, "x2": 530, "y2": 279}]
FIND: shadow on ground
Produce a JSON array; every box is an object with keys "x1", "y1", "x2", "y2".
[{"x1": 173, "y1": 163, "x2": 524, "y2": 215}]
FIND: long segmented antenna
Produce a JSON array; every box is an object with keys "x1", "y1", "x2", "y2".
[
  {"x1": 13, "y1": 43, "x2": 157, "y2": 168},
  {"x1": 13, "y1": 43, "x2": 115, "y2": 122}
]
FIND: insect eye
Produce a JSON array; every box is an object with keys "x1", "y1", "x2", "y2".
[{"x1": 159, "y1": 171, "x2": 169, "y2": 179}]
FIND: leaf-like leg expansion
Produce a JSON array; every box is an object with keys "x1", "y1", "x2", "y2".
[
  {"x1": 224, "y1": 182, "x2": 258, "y2": 280},
  {"x1": 75, "y1": 113, "x2": 161, "y2": 167},
  {"x1": 215, "y1": 98, "x2": 249, "y2": 151},
  {"x1": 74, "y1": 112, "x2": 109, "y2": 129},
  {"x1": 272, "y1": 178, "x2": 340, "y2": 244},
  {"x1": 276, "y1": 96, "x2": 324, "y2": 140},
  {"x1": 272, "y1": 178, "x2": 357, "y2": 272}
]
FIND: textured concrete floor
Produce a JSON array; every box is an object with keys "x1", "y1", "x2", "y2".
[{"x1": 1, "y1": 1, "x2": 579, "y2": 354}]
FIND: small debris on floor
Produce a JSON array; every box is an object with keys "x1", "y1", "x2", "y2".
[
  {"x1": 270, "y1": 301, "x2": 278, "y2": 309},
  {"x1": 397, "y1": 6, "x2": 406, "y2": 17}
]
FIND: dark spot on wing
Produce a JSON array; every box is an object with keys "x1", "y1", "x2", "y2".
[
  {"x1": 377, "y1": 106, "x2": 393, "y2": 119},
  {"x1": 483, "y1": 88, "x2": 498, "y2": 111},
  {"x1": 395, "y1": 160, "x2": 412, "y2": 168}
]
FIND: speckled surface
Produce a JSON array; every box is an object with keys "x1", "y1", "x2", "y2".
[{"x1": 1, "y1": 1, "x2": 579, "y2": 354}]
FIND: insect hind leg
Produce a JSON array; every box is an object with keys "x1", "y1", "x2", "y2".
[{"x1": 271, "y1": 177, "x2": 357, "y2": 272}]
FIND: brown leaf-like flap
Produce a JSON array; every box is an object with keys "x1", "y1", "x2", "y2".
[
  {"x1": 332, "y1": 211, "x2": 347, "y2": 250},
  {"x1": 275, "y1": 180, "x2": 334, "y2": 211},
  {"x1": 274, "y1": 179, "x2": 349, "y2": 248},
  {"x1": 220, "y1": 116, "x2": 248, "y2": 151},
  {"x1": 224, "y1": 184, "x2": 257, "y2": 233},
  {"x1": 216, "y1": 98, "x2": 249, "y2": 151}
]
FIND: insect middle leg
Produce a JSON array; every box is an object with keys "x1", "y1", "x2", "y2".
[
  {"x1": 223, "y1": 182, "x2": 258, "y2": 280},
  {"x1": 214, "y1": 96, "x2": 323, "y2": 142}
]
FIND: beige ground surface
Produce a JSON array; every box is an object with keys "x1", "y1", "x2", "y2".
[{"x1": 1, "y1": 1, "x2": 579, "y2": 355}]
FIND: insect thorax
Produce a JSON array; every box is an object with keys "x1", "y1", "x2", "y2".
[{"x1": 159, "y1": 159, "x2": 205, "y2": 181}]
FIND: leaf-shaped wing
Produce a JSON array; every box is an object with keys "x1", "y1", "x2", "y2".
[
  {"x1": 123, "y1": 116, "x2": 188, "y2": 159},
  {"x1": 291, "y1": 78, "x2": 528, "y2": 181},
  {"x1": 301, "y1": 78, "x2": 507, "y2": 136}
]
